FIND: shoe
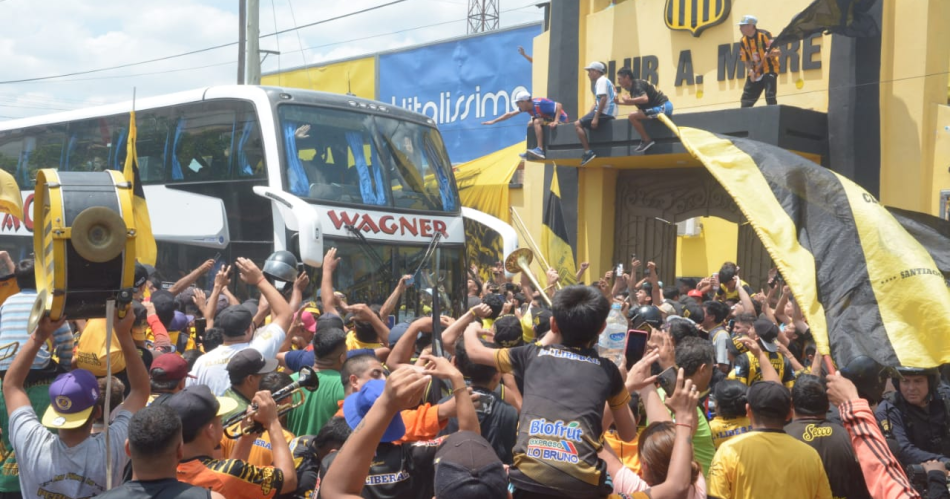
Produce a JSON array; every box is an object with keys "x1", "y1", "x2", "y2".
[
  {"x1": 635, "y1": 140, "x2": 655, "y2": 153},
  {"x1": 527, "y1": 147, "x2": 545, "y2": 159},
  {"x1": 580, "y1": 150, "x2": 596, "y2": 166},
  {"x1": 519, "y1": 152, "x2": 527, "y2": 159}
]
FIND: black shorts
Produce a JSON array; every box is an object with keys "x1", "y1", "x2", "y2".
[{"x1": 578, "y1": 110, "x2": 614, "y2": 129}]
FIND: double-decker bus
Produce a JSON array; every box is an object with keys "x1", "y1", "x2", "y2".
[{"x1": 0, "y1": 86, "x2": 517, "y2": 318}]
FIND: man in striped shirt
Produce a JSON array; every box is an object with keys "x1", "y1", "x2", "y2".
[
  {"x1": 0, "y1": 258, "x2": 73, "y2": 373},
  {"x1": 738, "y1": 15, "x2": 780, "y2": 107}
]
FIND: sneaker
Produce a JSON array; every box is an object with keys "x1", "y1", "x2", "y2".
[
  {"x1": 635, "y1": 140, "x2": 655, "y2": 153},
  {"x1": 527, "y1": 147, "x2": 545, "y2": 159},
  {"x1": 519, "y1": 152, "x2": 527, "y2": 159},
  {"x1": 580, "y1": 150, "x2": 596, "y2": 166}
]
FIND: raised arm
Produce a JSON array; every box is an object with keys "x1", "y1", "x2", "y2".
[
  {"x1": 117, "y1": 306, "x2": 150, "y2": 413},
  {"x1": 345, "y1": 304, "x2": 390, "y2": 347},
  {"x1": 575, "y1": 262, "x2": 590, "y2": 283},
  {"x1": 647, "y1": 262, "x2": 662, "y2": 306},
  {"x1": 0, "y1": 251, "x2": 13, "y2": 276},
  {"x1": 738, "y1": 337, "x2": 780, "y2": 384},
  {"x1": 774, "y1": 285, "x2": 791, "y2": 324},
  {"x1": 321, "y1": 367, "x2": 431, "y2": 499},
  {"x1": 250, "y1": 390, "x2": 298, "y2": 493},
  {"x1": 463, "y1": 322, "x2": 500, "y2": 368},
  {"x1": 482, "y1": 110, "x2": 520, "y2": 126},
  {"x1": 421, "y1": 355, "x2": 479, "y2": 434},
  {"x1": 387, "y1": 318, "x2": 433, "y2": 370},
  {"x1": 168, "y1": 259, "x2": 214, "y2": 296},
  {"x1": 3, "y1": 316, "x2": 67, "y2": 414},
  {"x1": 648, "y1": 370, "x2": 701, "y2": 499},
  {"x1": 441, "y1": 304, "x2": 490, "y2": 357},
  {"x1": 236, "y1": 257, "x2": 293, "y2": 333},
  {"x1": 204, "y1": 265, "x2": 231, "y2": 327},
  {"x1": 762, "y1": 282, "x2": 778, "y2": 325},
  {"x1": 379, "y1": 275, "x2": 411, "y2": 320},
  {"x1": 321, "y1": 248, "x2": 341, "y2": 317},
  {"x1": 288, "y1": 271, "x2": 310, "y2": 313},
  {"x1": 735, "y1": 276, "x2": 755, "y2": 317}
]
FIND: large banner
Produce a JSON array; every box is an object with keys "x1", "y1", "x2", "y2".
[
  {"x1": 262, "y1": 56, "x2": 376, "y2": 101},
  {"x1": 378, "y1": 24, "x2": 541, "y2": 163}
]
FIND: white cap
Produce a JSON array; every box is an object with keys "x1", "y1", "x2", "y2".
[
  {"x1": 514, "y1": 90, "x2": 532, "y2": 103},
  {"x1": 583, "y1": 61, "x2": 606, "y2": 73},
  {"x1": 737, "y1": 15, "x2": 757, "y2": 26}
]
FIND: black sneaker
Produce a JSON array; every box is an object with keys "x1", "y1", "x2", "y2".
[
  {"x1": 635, "y1": 140, "x2": 655, "y2": 153},
  {"x1": 580, "y1": 150, "x2": 596, "y2": 166}
]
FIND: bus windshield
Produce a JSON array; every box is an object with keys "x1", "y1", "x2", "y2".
[
  {"x1": 326, "y1": 238, "x2": 464, "y2": 321},
  {"x1": 279, "y1": 105, "x2": 458, "y2": 212}
]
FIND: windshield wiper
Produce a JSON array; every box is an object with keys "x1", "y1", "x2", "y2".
[{"x1": 344, "y1": 225, "x2": 392, "y2": 280}]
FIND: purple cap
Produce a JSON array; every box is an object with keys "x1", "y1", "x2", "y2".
[{"x1": 42, "y1": 369, "x2": 100, "y2": 429}]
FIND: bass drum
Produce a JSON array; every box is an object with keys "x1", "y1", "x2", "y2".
[{"x1": 29, "y1": 169, "x2": 137, "y2": 332}]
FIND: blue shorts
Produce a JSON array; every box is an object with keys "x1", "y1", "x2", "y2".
[{"x1": 643, "y1": 101, "x2": 673, "y2": 118}]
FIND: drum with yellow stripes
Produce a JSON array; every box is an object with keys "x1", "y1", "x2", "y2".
[{"x1": 28, "y1": 169, "x2": 137, "y2": 332}]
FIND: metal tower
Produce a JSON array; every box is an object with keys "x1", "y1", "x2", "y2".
[{"x1": 467, "y1": 0, "x2": 500, "y2": 34}]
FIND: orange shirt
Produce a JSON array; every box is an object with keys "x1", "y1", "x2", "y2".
[
  {"x1": 603, "y1": 429, "x2": 641, "y2": 473},
  {"x1": 0, "y1": 275, "x2": 18, "y2": 307},
  {"x1": 177, "y1": 456, "x2": 284, "y2": 499},
  {"x1": 219, "y1": 429, "x2": 296, "y2": 467},
  {"x1": 334, "y1": 400, "x2": 446, "y2": 443}
]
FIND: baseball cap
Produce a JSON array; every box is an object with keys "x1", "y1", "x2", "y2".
[
  {"x1": 738, "y1": 14, "x2": 758, "y2": 26},
  {"x1": 748, "y1": 381, "x2": 791, "y2": 420},
  {"x1": 300, "y1": 310, "x2": 317, "y2": 333},
  {"x1": 434, "y1": 431, "x2": 508, "y2": 499},
  {"x1": 658, "y1": 302, "x2": 676, "y2": 316},
  {"x1": 754, "y1": 318, "x2": 779, "y2": 353},
  {"x1": 169, "y1": 310, "x2": 195, "y2": 332},
  {"x1": 150, "y1": 290, "x2": 177, "y2": 324},
  {"x1": 134, "y1": 263, "x2": 149, "y2": 288},
  {"x1": 217, "y1": 305, "x2": 254, "y2": 337},
  {"x1": 42, "y1": 369, "x2": 100, "y2": 429},
  {"x1": 227, "y1": 349, "x2": 278, "y2": 383},
  {"x1": 343, "y1": 379, "x2": 405, "y2": 442},
  {"x1": 584, "y1": 61, "x2": 606, "y2": 73},
  {"x1": 166, "y1": 385, "x2": 239, "y2": 440},
  {"x1": 513, "y1": 90, "x2": 531, "y2": 103},
  {"x1": 687, "y1": 289, "x2": 704, "y2": 299},
  {"x1": 492, "y1": 315, "x2": 523, "y2": 348},
  {"x1": 317, "y1": 314, "x2": 345, "y2": 331},
  {"x1": 150, "y1": 353, "x2": 195, "y2": 383}
]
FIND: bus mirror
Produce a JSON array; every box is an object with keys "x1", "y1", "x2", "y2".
[{"x1": 252, "y1": 186, "x2": 324, "y2": 268}]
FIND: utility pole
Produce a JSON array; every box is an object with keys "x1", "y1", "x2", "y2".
[
  {"x1": 247, "y1": 0, "x2": 261, "y2": 85},
  {"x1": 467, "y1": 0, "x2": 500, "y2": 34},
  {"x1": 237, "y1": 0, "x2": 246, "y2": 84}
]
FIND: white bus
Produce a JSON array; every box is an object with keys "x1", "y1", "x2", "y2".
[{"x1": 0, "y1": 86, "x2": 517, "y2": 317}]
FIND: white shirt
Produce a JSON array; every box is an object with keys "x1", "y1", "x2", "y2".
[
  {"x1": 10, "y1": 406, "x2": 131, "y2": 499},
  {"x1": 592, "y1": 75, "x2": 618, "y2": 117},
  {"x1": 188, "y1": 323, "x2": 286, "y2": 395}
]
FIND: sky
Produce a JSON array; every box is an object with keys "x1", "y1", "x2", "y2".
[{"x1": 0, "y1": 0, "x2": 544, "y2": 121}]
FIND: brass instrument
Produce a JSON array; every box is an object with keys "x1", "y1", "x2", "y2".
[
  {"x1": 0, "y1": 342, "x2": 19, "y2": 364},
  {"x1": 224, "y1": 366, "x2": 320, "y2": 439},
  {"x1": 505, "y1": 248, "x2": 553, "y2": 307}
]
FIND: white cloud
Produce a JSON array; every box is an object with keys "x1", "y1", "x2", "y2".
[{"x1": 0, "y1": 0, "x2": 543, "y2": 121}]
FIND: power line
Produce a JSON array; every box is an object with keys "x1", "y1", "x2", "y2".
[{"x1": 0, "y1": 1, "x2": 407, "y2": 85}]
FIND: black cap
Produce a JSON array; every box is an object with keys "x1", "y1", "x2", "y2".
[
  {"x1": 434, "y1": 431, "x2": 507, "y2": 499},
  {"x1": 317, "y1": 314, "x2": 345, "y2": 331},
  {"x1": 492, "y1": 315, "x2": 523, "y2": 348},
  {"x1": 150, "y1": 290, "x2": 177, "y2": 326},
  {"x1": 748, "y1": 381, "x2": 791, "y2": 421},
  {"x1": 533, "y1": 309, "x2": 552, "y2": 337},
  {"x1": 227, "y1": 348, "x2": 278, "y2": 386},
  {"x1": 754, "y1": 319, "x2": 779, "y2": 353},
  {"x1": 165, "y1": 385, "x2": 238, "y2": 442},
  {"x1": 134, "y1": 263, "x2": 149, "y2": 288},
  {"x1": 217, "y1": 306, "x2": 254, "y2": 337}
]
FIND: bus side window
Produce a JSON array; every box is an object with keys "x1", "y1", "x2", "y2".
[
  {"x1": 233, "y1": 111, "x2": 264, "y2": 179},
  {"x1": 64, "y1": 118, "x2": 114, "y2": 174},
  {"x1": 133, "y1": 109, "x2": 172, "y2": 184}
]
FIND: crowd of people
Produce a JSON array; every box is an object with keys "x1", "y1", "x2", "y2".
[
  {"x1": 0, "y1": 244, "x2": 947, "y2": 499},
  {"x1": 483, "y1": 14, "x2": 780, "y2": 164}
]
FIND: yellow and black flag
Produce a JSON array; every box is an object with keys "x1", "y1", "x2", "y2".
[
  {"x1": 542, "y1": 169, "x2": 577, "y2": 286},
  {"x1": 658, "y1": 114, "x2": 950, "y2": 369},
  {"x1": 123, "y1": 111, "x2": 157, "y2": 266},
  {"x1": 771, "y1": 0, "x2": 879, "y2": 48}
]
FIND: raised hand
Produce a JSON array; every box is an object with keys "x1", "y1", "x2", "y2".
[
  {"x1": 236, "y1": 257, "x2": 264, "y2": 285},
  {"x1": 383, "y1": 366, "x2": 432, "y2": 411},
  {"x1": 214, "y1": 265, "x2": 232, "y2": 288},
  {"x1": 323, "y1": 247, "x2": 340, "y2": 273}
]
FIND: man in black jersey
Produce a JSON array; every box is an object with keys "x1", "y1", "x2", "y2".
[
  {"x1": 615, "y1": 67, "x2": 673, "y2": 153},
  {"x1": 97, "y1": 405, "x2": 223, "y2": 499}
]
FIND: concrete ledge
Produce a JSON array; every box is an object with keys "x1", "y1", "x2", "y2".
[{"x1": 526, "y1": 105, "x2": 829, "y2": 166}]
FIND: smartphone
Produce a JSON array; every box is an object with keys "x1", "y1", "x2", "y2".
[
  {"x1": 405, "y1": 273, "x2": 415, "y2": 287},
  {"x1": 727, "y1": 319, "x2": 735, "y2": 333},
  {"x1": 194, "y1": 317, "x2": 207, "y2": 340},
  {"x1": 387, "y1": 315, "x2": 396, "y2": 329},
  {"x1": 213, "y1": 251, "x2": 222, "y2": 262},
  {"x1": 616, "y1": 263, "x2": 624, "y2": 275},
  {"x1": 657, "y1": 366, "x2": 677, "y2": 395},
  {"x1": 624, "y1": 329, "x2": 650, "y2": 370}
]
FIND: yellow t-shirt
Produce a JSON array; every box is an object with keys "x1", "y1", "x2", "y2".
[
  {"x1": 602, "y1": 429, "x2": 640, "y2": 473},
  {"x1": 219, "y1": 428, "x2": 296, "y2": 468},
  {"x1": 708, "y1": 416, "x2": 753, "y2": 449},
  {"x1": 75, "y1": 318, "x2": 126, "y2": 376},
  {"x1": 708, "y1": 430, "x2": 833, "y2": 499},
  {"x1": 345, "y1": 331, "x2": 382, "y2": 351}
]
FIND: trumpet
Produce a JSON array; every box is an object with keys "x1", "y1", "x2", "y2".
[
  {"x1": 505, "y1": 248, "x2": 553, "y2": 307},
  {"x1": 224, "y1": 366, "x2": 320, "y2": 439}
]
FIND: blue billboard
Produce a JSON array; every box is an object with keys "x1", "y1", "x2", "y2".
[{"x1": 378, "y1": 24, "x2": 542, "y2": 163}]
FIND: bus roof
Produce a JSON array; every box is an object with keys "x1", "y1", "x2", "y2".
[{"x1": 0, "y1": 85, "x2": 437, "y2": 131}]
